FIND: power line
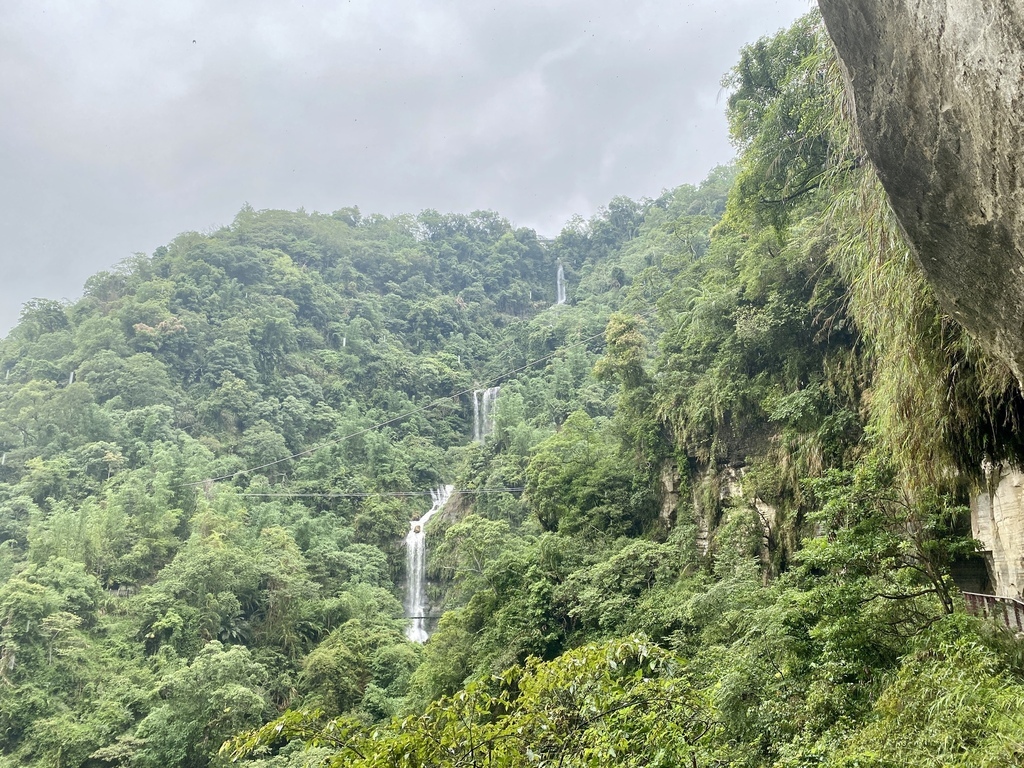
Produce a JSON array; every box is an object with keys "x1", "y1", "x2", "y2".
[
  {"x1": 232, "y1": 487, "x2": 524, "y2": 499},
  {"x1": 183, "y1": 305, "x2": 658, "y2": 488}
]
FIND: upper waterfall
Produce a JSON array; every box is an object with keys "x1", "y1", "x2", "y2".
[
  {"x1": 556, "y1": 263, "x2": 567, "y2": 305},
  {"x1": 473, "y1": 387, "x2": 500, "y2": 442}
]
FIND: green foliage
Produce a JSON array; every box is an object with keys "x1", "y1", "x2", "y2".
[
  {"x1": 828, "y1": 615, "x2": 1024, "y2": 767},
  {"x1": 132, "y1": 642, "x2": 269, "y2": 768},
  {"x1": 226, "y1": 636, "x2": 719, "y2": 767},
  {"x1": 0, "y1": 200, "x2": 600, "y2": 764},
  {"x1": 827, "y1": 171, "x2": 1024, "y2": 490},
  {"x1": 525, "y1": 411, "x2": 646, "y2": 535}
]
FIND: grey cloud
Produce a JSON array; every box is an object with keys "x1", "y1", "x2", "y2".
[{"x1": 0, "y1": 0, "x2": 811, "y2": 333}]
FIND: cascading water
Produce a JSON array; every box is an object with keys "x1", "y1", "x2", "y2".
[
  {"x1": 473, "y1": 387, "x2": 500, "y2": 442},
  {"x1": 404, "y1": 485, "x2": 452, "y2": 643},
  {"x1": 556, "y1": 263, "x2": 567, "y2": 305},
  {"x1": 473, "y1": 390, "x2": 479, "y2": 442}
]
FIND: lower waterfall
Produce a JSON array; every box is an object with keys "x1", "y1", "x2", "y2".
[{"x1": 404, "y1": 485, "x2": 453, "y2": 643}]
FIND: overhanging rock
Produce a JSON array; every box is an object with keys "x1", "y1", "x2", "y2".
[{"x1": 818, "y1": 0, "x2": 1024, "y2": 383}]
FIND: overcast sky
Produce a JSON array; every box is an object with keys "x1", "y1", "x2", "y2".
[{"x1": 0, "y1": 0, "x2": 811, "y2": 334}]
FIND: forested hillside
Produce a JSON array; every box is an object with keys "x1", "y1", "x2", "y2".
[{"x1": 3, "y1": 11, "x2": 1024, "y2": 768}]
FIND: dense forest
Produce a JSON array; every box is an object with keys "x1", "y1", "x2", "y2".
[{"x1": 2, "y1": 12, "x2": 1024, "y2": 768}]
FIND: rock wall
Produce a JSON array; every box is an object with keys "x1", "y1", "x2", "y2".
[
  {"x1": 659, "y1": 461, "x2": 682, "y2": 527},
  {"x1": 690, "y1": 464, "x2": 779, "y2": 576},
  {"x1": 972, "y1": 464, "x2": 1024, "y2": 597},
  {"x1": 818, "y1": 0, "x2": 1024, "y2": 383}
]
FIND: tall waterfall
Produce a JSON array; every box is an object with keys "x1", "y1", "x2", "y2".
[
  {"x1": 404, "y1": 485, "x2": 452, "y2": 643},
  {"x1": 556, "y1": 263, "x2": 567, "y2": 305},
  {"x1": 473, "y1": 387, "x2": 500, "y2": 442}
]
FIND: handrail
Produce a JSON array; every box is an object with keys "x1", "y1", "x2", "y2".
[{"x1": 962, "y1": 591, "x2": 1024, "y2": 633}]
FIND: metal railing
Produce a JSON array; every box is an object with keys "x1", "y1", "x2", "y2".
[{"x1": 962, "y1": 591, "x2": 1024, "y2": 632}]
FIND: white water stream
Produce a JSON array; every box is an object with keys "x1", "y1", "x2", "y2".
[
  {"x1": 473, "y1": 387, "x2": 500, "y2": 442},
  {"x1": 404, "y1": 485, "x2": 452, "y2": 643},
  {"x1": 556, "y1": 263, "x2": 567, "y2": 304}
]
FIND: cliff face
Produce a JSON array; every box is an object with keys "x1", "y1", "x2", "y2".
[{"x1": 818, "y1": 0, "x2": 1024, "y2": 382}]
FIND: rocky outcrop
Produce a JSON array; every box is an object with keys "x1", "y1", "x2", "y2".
[
  {"x1": 659, "y1": 461, "x2": 682, "y2": 527},
  {"x1": 818, "y1": 1, "x2": 1024, "y2": 382},
  {"x1": 690, "y1": 464, "x2": 780, "y2": 577}
]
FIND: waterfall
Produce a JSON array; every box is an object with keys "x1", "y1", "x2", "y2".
[
  {"x1": 404, "y1": 485, "x2": 453, "y2": 643},
  {"x1": 473, "y1": 389, "x2": 479, "y2": 442},
  {"x1": 556, "y1": 263, "x2": 567, "y2": 305},
  {"x1": 473, "y1": 387, "x2": 500, "y2": 442}
]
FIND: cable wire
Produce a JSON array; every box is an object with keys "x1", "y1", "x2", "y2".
[{"x1": 232, "y1": 487, "x2": 524, "y2": 499}]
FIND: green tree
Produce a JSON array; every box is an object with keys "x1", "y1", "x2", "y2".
[
  {"x1": 133, "y1": 642, "x2": 269, "y2": 768},
  {"x1": 227, "y1": 636, "x2": 719, "y2": 767}
]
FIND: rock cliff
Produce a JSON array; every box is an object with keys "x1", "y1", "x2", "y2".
[{"x1": 818, "y1": 0, "x2": 1024, "y2": 382}]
